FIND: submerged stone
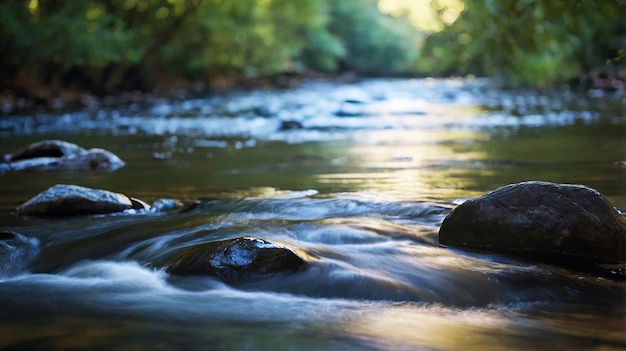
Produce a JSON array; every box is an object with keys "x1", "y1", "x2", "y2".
[
  {"x1": 150, "y1": 198, "x2": 184, "y2": 212},
  {"x1": 16, "y1": 184, "x2": 149, "y2": 218},
  {"x1": 166, "y1": 236, "x2": 309, "y2": 279},
  {"x1": 439, "y1": 181, "x2": 626, "y2": 266},
  {"x1": 279, "y1": 120, "x2": 304, "y2": 131},
  {"x1": 3, "y1": 140, "x2": 124, "y2": 171}
]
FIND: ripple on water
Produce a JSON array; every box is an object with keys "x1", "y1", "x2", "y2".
[{"x1": 0, "y1": 78, "x2": 625, "y2": 350}]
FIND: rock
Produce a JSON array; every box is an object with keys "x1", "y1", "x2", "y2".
[
  {"x1": 166, "y1": 236, "x2": 310, "y2": 279},
  {"x1": 150, "y1": 198, "x2": 184, "y2": 213},
  {"x1": 16, "y1": 184, "x2": 149, "y2": 217},
  {"x1": 581, "y1": 68, "x2": 626, "y2": 92},
  {"x1": 279, "y1": 120, "x2": 304, "y2": 131},
  {"x1": 3, "y1": 140, "x2": 125, "y2": 171},
  {"x1": 129, "y1": 197, "x2": 151, "y2": 211},
  {"x1": 149, "y1": 198, "x2": 199, "y2": 213},
  {"x1": 253, "y1": 106, "x2": 273, "y2": 117},
  {"x1": 59, "y1": 148, "x2": 124, "y2": 170},
  {"x1": 439, "y1": 181, "x2": 626, "y2": 265},
  {"x1": 7, "y1": 140, "x2": 84, "y2": 162}
]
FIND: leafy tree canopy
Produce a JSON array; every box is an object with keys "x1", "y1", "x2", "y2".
[
  {"x1": 0, "y1": 0, "x2": 624, "y2": 93},
  {"x1": 419, "y1": 0, "x2": 626, "y2": 86}
]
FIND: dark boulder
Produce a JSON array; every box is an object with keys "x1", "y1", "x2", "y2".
[
  {"x1": 3, "y1": 140, "x2": 124, "y2": 172},
  {"x1": 166, "y1": 236, "x2": 310, "y2": 279},
  {"x1": 279, "y1": 120, "x2": 304, "y2": 131},
  {"x1": 439, "y1": 181, "x2": 626, "y2": 266},
  {"x1": 16, "y1": 184, "x2": 149, "y2": 217}
]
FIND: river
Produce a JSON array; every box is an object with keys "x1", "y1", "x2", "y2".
[{"x1": 0, "y1": 78, "x2": 625, "y2": 350}]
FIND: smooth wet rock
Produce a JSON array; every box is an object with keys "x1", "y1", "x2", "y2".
[
  {"x1": 129, "y1": 197, "x2": 151, "y2": 211},
  {"x1": 253, "y1": 106, "x2": 273, "y2": 117},
  {"x1": 16, "y1": 184, "x2": 149, "y2": 217},
  {"x1": 150, "y1": 198, "x2": 186, "y2": 213},
  {"x1": 279, "y1": 120, "x2": 304, "y2": 131},
  {"x1": 7, "y1": 140, "x2": 84, "y2": 162},
  {"x1": 166, "y1": 236, "x2": 309, "y2": 279},
  {"x1": 439, "y1": 181, "x2": 626, "y2": 265},
  {"x1": 144, "y1": 198, "x2": 198, "y2": 214},
  {"x1": 3, "y1": 140, "x2": 125, "y2": 171}
]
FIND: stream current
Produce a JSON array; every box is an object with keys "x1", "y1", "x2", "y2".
[{"x1": 0, "y1": 78, "x2": 625, "y2": 350}]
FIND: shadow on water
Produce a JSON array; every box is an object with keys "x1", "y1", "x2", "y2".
[{"x1": 0, "y1": 79, "x2": 625, "y2": 350}]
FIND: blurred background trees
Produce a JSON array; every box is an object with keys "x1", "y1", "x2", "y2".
[
  {"x1": 1, "y1": 0, "x2": 625, "y2": 96},
  {"x1": 420, "y1": 0, "x2": 626, "y2": 87}
]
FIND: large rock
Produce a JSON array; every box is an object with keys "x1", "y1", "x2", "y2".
[
  {"x1": 166, "y1": 236, "x2": 310, "y2": 279},
  {"x1": 2, "y1": 140, "x2": 125, "y2": 172},
  {"x1": 16, "y1": 184, "x2": 149, "y2": 217},
  {"x1": 439, "y1": 181, "x2": 626, "y2": 265}
]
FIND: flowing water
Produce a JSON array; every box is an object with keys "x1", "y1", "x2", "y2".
[{"x1": 0, "y1": 79, "x2": 625, "y2": 350}]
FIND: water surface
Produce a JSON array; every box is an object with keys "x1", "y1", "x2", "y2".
[{"x1": 0, "y1": 79, "x2": 625, "y2": 350}]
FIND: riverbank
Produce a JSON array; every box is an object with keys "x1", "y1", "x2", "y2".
[
  {"x1": 3, "y1": 68, "x2": 625, "y2": 117},
  {"x1": 0, "y1": 70, "x2": 355, "y2": 116}
]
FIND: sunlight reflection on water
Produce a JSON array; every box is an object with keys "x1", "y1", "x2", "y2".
[{"x1": 0, "y1": 78, "x2": 624, "y2": 350}]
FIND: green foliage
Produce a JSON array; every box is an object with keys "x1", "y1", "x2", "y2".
[
  {"x1": 0, "y1": 2, "x2": 128, "y2": 74},
  {"x1": 189, "y1": 0, "x2": 333, "y2": 77},
  {"x1": 1, "y1": 0, "x2": 624, "y2": 92},
  {"x1": 327, "y1": 0, "x2": 422, "y2": 75},
  {"x1": 420, "y1": 0, "x2": 626, "y2": 86}
]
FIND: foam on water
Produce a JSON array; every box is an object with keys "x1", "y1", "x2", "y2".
[
  {"x1": 0, "y1": 260, "x2": 375, "y2": 326},
  {"x1": 1, "y1": 78, "x2": 624, "y2": 350}
]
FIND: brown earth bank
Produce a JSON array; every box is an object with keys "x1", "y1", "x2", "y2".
[
  {"x1": 1, "y1": 68, "x2": 623, "y2": 116},
  {"x1": 0, "y1": 70, "x2": 356, "y2": 116}
]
